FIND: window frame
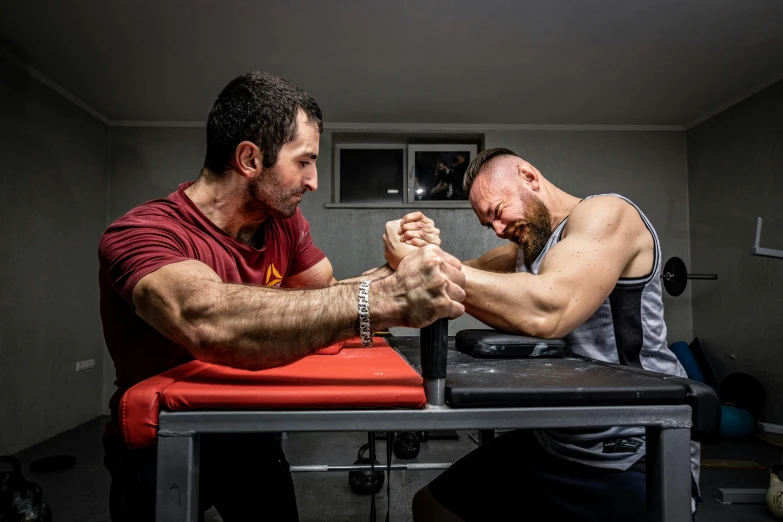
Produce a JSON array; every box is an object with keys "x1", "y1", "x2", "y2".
[{"x1": 328, "y1": 142, "x2": 476, "y2": 209}]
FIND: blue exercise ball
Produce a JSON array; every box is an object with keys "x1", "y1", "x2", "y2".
[
  {"x1": 669, "y1": 341, "x2": 707, "y2": 383},
  {"x1": 719, "y1": 405, "x2": 755, "y2": 439}
]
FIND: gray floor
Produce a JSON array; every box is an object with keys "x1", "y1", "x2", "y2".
[{"x1": 6, "y1": 415, "x2": 782, "y2": 521}]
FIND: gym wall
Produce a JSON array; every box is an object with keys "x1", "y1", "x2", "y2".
[
  {"x1": 0, "y1": 54, "x2": 109, "y2": 455},
  {"x1": 687, "y1": 79, "x2": 783, "y2": 425}
]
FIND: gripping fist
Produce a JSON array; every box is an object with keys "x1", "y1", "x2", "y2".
[
  {"x1": 390, "y1": 245, "x2": 466, "y2": 327},
  {"x1": 399, "y1": 212, "x2": 440, "y2": 247},
  {"x1": 383, "y1": 219, "x2": 417, "y2": 270}
]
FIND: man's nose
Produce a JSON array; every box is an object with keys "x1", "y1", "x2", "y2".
[{"x1": 304, "y1": 167, "x2": 318, "y2": 192}]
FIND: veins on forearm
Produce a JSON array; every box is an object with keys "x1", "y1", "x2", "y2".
[{"x1": 199, "y1": 282, "x2": 359, "y2": 370}]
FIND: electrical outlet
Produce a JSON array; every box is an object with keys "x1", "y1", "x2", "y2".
[{"x1": 76, "y1": 359, "x2": 96, "y2": 371}]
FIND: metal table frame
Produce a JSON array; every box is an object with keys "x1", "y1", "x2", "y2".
[{"x1": 155, "y1": 403, "x2": 694, "y2": 522}]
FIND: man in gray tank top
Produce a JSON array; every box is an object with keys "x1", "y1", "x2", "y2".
[{"x1": 384, "y1": 148, "x2": 700, "y2": 521}]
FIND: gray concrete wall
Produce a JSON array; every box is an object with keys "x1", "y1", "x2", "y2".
[
  {"x1": 0, "y1": 54, "x2": 109, "y2": 454},
  {"x1": 687, "y1": 80, "x2": 783, "y2": 424},
  {"x1": 106, "y1": 127, "x2": 691, "y2": 349}
]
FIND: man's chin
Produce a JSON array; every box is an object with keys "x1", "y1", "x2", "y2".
[{"x1": 267, "y1": 204, "x2": 298, "y2": 219}]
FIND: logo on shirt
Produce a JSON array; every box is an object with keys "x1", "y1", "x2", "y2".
[{"x1": 265, "y1": 263, "x2": 283, "y2": 287}]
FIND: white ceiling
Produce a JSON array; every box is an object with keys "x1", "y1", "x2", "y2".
[{"x1": 1, "y1": 0, "x2": 783, "y2": 126}]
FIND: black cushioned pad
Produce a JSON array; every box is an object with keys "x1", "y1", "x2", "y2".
[
  {"x1": 388, "y1": 337, "x2": 685, "y2": 408},
  {"x1": 455, "y1": 329, "x2": 567, "y2": 358},
  {"x1": 388, "y1": 336, "x2": 721, "y2": 442},
  {"x1": 581, "y1": 358, "x2": 721, "y2": 443}
]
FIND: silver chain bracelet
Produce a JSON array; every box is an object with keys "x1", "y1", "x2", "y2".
[{"x1": 358, "y1": 280, "x2": 372, "y2": 346}]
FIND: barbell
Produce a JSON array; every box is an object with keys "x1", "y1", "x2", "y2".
[{"x1": 661, "y1": 256, "x2": 717, "y2": 297}]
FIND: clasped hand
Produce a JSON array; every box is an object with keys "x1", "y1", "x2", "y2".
[
  {"x1": 381, "y1": 212, "x2": 465, "y2": 325},
  {"x1": 383, "y1": 212, "x2": 441, "y2": 270}
]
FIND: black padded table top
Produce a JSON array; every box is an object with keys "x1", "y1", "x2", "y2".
[{"x1": 387, "y1": 336, "x2": 687, "y2": 408}]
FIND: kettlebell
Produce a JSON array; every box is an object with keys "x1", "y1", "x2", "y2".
[
  {"x1": 768, "y1": 464, "x2": 783, "y2": 520},
  {"x1": 392, "y1": 432, "x2": 421, "y2": 460},
  {"x1": 1, "y1": 481, "x2": 52, "y2": 522},
  {"x1": 0, "y1": 457, "x2": 23, "y2": 514},
  {"x1": 348, "y1": 443, "x2": 384, "y2": 495}
]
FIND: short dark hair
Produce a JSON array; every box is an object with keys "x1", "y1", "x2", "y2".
[
  {"x1": 462, "y1": 147, "x2": 518, "y2": 193},
  {"x1": 202, "y1": 72, "x2": 323, "y2": 175}
]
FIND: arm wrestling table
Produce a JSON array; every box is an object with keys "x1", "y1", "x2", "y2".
[{"x1": 119, "y1": 320, "x2": 718, "y2": 522}]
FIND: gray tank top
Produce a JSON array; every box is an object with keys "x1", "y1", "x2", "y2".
[{"x1": 516, "y1": 194, "x2": 700, "y2": 497}]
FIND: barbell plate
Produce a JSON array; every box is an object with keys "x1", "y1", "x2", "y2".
[{"x1": 662, "y1": 256, "x2": 688, "y2": 296}]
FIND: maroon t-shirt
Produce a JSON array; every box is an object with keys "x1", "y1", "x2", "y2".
[{"x1": 98, "y1": 182, "x2": 326, "y2": 438}]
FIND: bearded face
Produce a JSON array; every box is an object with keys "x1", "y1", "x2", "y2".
[
  {"x1": 248, "y1": 164, "x2": 306, "y2": 218},
  {"x1": 504, "y1": 191, "x2": 553, "y2": 267}
]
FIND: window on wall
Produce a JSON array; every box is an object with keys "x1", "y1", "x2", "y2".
[
  {"x1": 329, "y1": 141, "x2": 479, "y2": 208},
  {"x1": 335, "y1": 144, "x2": 406, "y2": 204},
  {"x1": 408, "y1": 144, "x2": 477, "y2": 203}
]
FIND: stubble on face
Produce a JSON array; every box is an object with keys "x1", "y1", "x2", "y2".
[{"x1": 248, "y1": 164, "x2": 305, "y2": 219}]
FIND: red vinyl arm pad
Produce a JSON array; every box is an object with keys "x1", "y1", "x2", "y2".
[{"x1": 121, "y1": 338, "x2": 425, "y2": 448}]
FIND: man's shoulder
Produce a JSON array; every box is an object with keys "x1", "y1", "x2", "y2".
[
  {"x1": 98, "y1": 195, "x2": 188, "y2": 256},
  {"x1": 563, "y1": 194, "x2": 651, "y2": 243},
  {"x1": 569, "y1": 195, "x2": 642, "y2": 227},
  {"x1": 106, "y1": 194, "x2": 183, "y2": 230}
]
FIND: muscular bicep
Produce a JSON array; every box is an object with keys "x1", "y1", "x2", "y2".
[
  {"x1": 465, "y1": 242, "x2": 518, "y2": 272},
  {"x1": 132, "y1": 260, "x2": 223, "y2": 346},
  {"x1": 536, "y1": 198, "x2": 643, "y2": 336},
  {"x1": 283, "y1": 257, "x2": 334, "y2": 288}
]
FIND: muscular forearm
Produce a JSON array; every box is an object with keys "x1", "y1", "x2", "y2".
[
  {"x1": 338, "y1": 264, "x2": 394, "y2": 284},
  {"x1": 462, "y1": 266, "x2": 561, "y2": 338},
  {"x1": 135, "y1": 246, "x2": 465, "y2": 371},
  {"x1": 463, "y1": 242, "x2": 518, "y2": 272},
  {"x1": 175, "y1": 278, "x2": 402, "y2": 370}
]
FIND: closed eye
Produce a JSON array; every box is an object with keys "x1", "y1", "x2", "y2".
[{"x1": 300, "y1": 161, "x2": 310, "y2": 167}]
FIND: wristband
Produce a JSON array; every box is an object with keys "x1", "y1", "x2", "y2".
[{"x1": 358, "y1": 280, "x2": 372, "y2": 346}]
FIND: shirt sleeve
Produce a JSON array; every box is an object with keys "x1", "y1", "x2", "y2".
[
  {"x1": 98, "y1": 214, "x2": 192, "y2": 308},
  {"x1": 288, "y1": 210, "x2": 326, "y2": 276}
]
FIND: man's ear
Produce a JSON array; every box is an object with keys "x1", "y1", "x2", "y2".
[
  {"x1": 517, "y1": 162, "x2": 539, "y2": 190},
  {"x1": 232, "y1": 141, "x2": 263, "y2": 179}
]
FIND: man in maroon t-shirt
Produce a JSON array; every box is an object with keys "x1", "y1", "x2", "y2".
[{"x1": 98, "y1": 72, "x2": 465, "y2": 522}]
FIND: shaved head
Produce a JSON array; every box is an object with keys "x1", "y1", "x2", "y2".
[
  {"x1": 479, "y1": 155, "x2": 523, "y2": 183},
  {"x1": 465, "y1": 148, "x2": 554, "y2": 268},
  {"x1": 462, "y1": 147, "x2": 520, "y2": 194}
]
